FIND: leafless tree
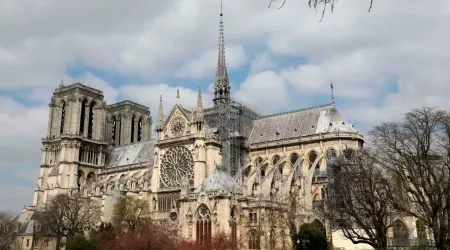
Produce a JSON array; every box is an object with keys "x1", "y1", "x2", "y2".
[
  {"x1": 370, "y1": 107, "x2": 450, "y2": 250},
  {"x1": 112, "y1": 196, "x2": 151, "y2": 232},
  {"x1": 268, "y1": 0, "x2": 374, "y2": 21},
  {"x1": 327, "y1": 149, "x2": 395, "y2": 250},
  {"x1": 40, "y1": 193, "x2": 100, "y2": 250},
  {"x1": 0, "y1": 211, "x2": 17, "y2": 250}
]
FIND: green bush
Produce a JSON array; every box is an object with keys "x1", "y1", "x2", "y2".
[
  {"x1": 65, "y1": 234, "x2": 97, "y2": 250},
  {"x1": 298, "y1": 223, "x2": 328, "y2": 250}
]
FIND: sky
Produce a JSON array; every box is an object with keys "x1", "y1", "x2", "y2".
[{"x1": 1, "y1": 0, "x2": 450, "y2": 213}]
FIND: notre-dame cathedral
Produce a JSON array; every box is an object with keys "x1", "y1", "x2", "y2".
[{"x1": 16, "y1": 9, "x2": 368, "y2": 250}]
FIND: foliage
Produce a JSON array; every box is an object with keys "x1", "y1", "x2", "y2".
[
  {"x1": 39, "y1": 193, "x2": 100, "y2": 249},
  {"x1": 112, "y1": 196, "x2": 150, "y2": 232},
  {"x1": 298, "y1": 223, "x2": 328, "y2": 250},
  {"x1": 98, "y1": 223, "x2": 178, "y2": 250},
  {"x1": 177, "y1": 231, "x2": 243, "y2": 250},
  {"x1": 370, "y1": 107, "x2": 450, "y2": 250},
  {"x1": 91, "y1": 222, "x2": 116, "y2": 244},
  {"x1": 0, "y1": 211, "x2": 17, "y2": 250},
  {"x1": 327, "y1": 149, "x2": 394, "y2": 249},
  {"x1": 65, "y1": 233, "x2": 97, "y2": 250}
]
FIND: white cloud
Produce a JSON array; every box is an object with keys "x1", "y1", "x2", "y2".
[
  {"x1": 249, "y1": 52, "x2": 276, "y2": 73},
  {"x1": 235, "y1": 70, "x2": 289, "y2": 114}
]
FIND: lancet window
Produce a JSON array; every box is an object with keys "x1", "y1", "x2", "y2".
[
  {"x1": 87, "y1": 102, "x2": 95, "y2": 139},
  {"x1": 60, "y1": 101, "x2": 66, "y2": 134},
  {"x1": 196, "y1": 205, "x2": 211, "y2": 247}
]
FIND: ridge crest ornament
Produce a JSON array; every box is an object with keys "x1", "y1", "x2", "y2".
[{"x1": 159, "y1": 146, "x2": 194, "y2": 189}]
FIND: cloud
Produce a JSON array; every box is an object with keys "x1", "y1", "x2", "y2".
[
  {"x1": 235, "y1": 70, "x2": 289, "y2": 114},
  {"x1": 249, "y1": 52, "x2": 276, "y2": 74}
]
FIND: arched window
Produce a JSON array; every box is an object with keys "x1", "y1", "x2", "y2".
[
  {"x1": 138, "y1": 117, "x2": 143, "y2": 142},
  {"x1": 112, "y1": 116, "x2": 117, "y2": 143},
  {"x1": 87, "y1": 102, "x2": 95, "y2": 139},
  {"x1": 249, "y1": 229, "x2": 260, "y2": 250},
  {"x1": 60, "y1": 101, "x2": 66, "y2": 134},
  {"x1": 77, "y1": 170, "x2": 85, "y2": 187},
  {"x1": 131, "y1": 115, "x2": 135, "y2": 143},
  {"x1": 86, "y1": 172, "x2": 96, "y2": 186},
  {"x1": 251, "y1": 183, "x2": 258, "y2": 196},
  {"x1": 327, "y1": 148, "x2": 337, "y2": 159},
  {"x1": 260, "y1": 167, "x2": 266, "y2": 177},
  {"x1": 230, "y1": 206, "x2": 237, "y2": 245},
  {"x1": 393, "y1": 220, "x2": 409, "y2": 247},
  {"x1": 272, "y1": 155, "x2": 280, "y2": 166},
  {"x1": 79, "y1": 100, "x2": 87, "y2": 135},
  {"x1": 255, "y1": 157, "x2": 264, "y2": 167},
  {"x1": 290, "y1": 153, "x2": 299, "y2": 166},
  {"x1": 196, "y1": 205, "x2": 211, "y2": 247},
  {"x1": 270, "y1": 229, "x2": 276, "y2": 248},
  {"x1": 312, "y1": 219, "x2": 326, "y2": 236},
  {"x1": 308, "y1": 151, "x2": 318, "y2": 170}
]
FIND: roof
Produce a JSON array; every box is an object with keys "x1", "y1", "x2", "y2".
[
  {"x1": 248, "y1": 103, "x2": 358, "y2": 145},
  {"x1": 193, "y1": 166, "x2": 243, "y2": 194},
  {"x1": 105, "y1": 140, "x2": 155, "y2": 169}
]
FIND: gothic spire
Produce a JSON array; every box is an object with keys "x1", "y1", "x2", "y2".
[
  {"x1": 195, "y1": 86, "x2": 204, "y2": 122},
  {"x1": 213, "y1": 0, "x2": 231, "y2": 106},
  {"x1": 156, "y1": 95, "x2": 164, "y2": 131}
]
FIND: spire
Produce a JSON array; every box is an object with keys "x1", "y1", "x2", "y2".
[
  {"x1": 195, "y1": 86, "x2": 204, "y2": 122},
  {"x1": 330, "y1": 81, "x2": 335, "y2": 108},
  {"x1": 213, "y1": 0, "x2": 231, "y2": 106},
  {"x1": 176, "y1": 89, "x2": 180, "y2": 105},
  {"x1": 156, "y1": 95, "x2": 164, "y2": 131}
]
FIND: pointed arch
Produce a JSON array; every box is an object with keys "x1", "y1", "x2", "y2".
[
  {"x1": 111, "y1": 115, "x2": 117, "y2": 143},
  {"x1": 230, "y1": 206, "x2": 238, "y2": 245},
  {"x1": 60, "y1": 100, "x2": 66, "y2": 134},
  {"x1": 393, "y1": 219, "x2": 409, "y2": 246},
  {"x1": 249, "y1": 229, "x2": 260, "y2": 250},
  {"x1": 86, "y1": 172, "x2": 96, "y2": 186},
  {"x1": 137, "y1": 116, "x2": 143, "y2": 142},
  {"x1": 131, "y1": 114, "x2": 136, "y2": 143},
  {"x1": 87, "y1": 101, "x2": 96, "y2": 139},
  {"x1": 79, "y1": 99, "x2": 88, "y2": 135},
  {"x1": 308, "y1": 150, "x2": 318, "y2": 170},
  {"x1": 196, "y1": 204, "x2": 211, "y2": 247},
  {"x1": 416, "y1": 220, "x2": 427, "y2": 244}
]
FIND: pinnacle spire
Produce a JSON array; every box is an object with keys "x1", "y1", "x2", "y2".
[
  {"x1": 213, "y1": 0, "x2": 230, "y2": 106},
  {"x1": 195, "y1": 86, "x2": 204, "y2": 122},
  {"x1": 156, "y1": 95, "x2": 164, "y2": 131}
]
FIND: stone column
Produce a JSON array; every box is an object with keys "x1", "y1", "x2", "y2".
[{"x1": 134, "y1": 119, "x2": 139, "y2": 142}]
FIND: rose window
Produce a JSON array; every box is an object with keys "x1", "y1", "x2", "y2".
[{"x1": 159, "y1": 146, "x2": 194, "y2": 189}]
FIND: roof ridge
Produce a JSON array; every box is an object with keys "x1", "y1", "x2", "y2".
[{"x1": 258, "y1": 103, "x2": 334, "y2": 119}]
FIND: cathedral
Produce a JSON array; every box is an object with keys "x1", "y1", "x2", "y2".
[{"x1": 15, "y1": 8, "x2": 368, "y2": 250}]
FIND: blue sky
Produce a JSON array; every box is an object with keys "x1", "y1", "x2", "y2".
[{"x1": 1, "y1": 0, "x2": 450, "y2": 213}]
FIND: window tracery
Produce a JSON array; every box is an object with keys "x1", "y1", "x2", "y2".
[
  {"x1": 159, "y1": 146, "x2": 194, "y2": 189},
  {"x1": 196, "y1": 205, "x2": 211, "y2": 247},
  {"x1": 170, "y1": 116, "x2": 186, "y2": 137}
]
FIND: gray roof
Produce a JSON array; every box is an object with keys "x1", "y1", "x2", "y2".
[
  {"x1": 193, "y1": 166, "x2": 243, "y2": 194},
  {"x1": 105, "y1": 140, "x2": 155, "y2": 169},
  {"x1": 248, "y1": 103, "x2": 357, "y2": 145}
]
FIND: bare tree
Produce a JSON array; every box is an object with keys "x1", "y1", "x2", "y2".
[
  {"x1": 327, "y1": 149, "x2": 395, "y2": 250},
  {"x1": 268, "y1": 0, "x2": 374, "y2": 21},
  {"x1": 112, "y1": 196, "x2": 151, "y2": 232},
  {"x1": 40, "y1": 193, "x2": 100, "y2": 250},
  {"x1": 370, "y1": 107, "x2": 450, "y2": 250},
  {"x1": 0, "y1": 211, "x2": 17, "y2": 250}
]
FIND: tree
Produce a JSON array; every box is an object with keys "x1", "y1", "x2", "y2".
[
  {"x1": 298, "y1": 222, "x2": 328, "y2": 250},
  {"x1": 112, "y1": 196, "x2": 151, "y2": 232},
  {"x1": 370, "y1": 107, "x2": 450, "y2": 250},
  {"x1": 65, "y1": 233, "x2": 97, "y2": 250},
  {"x1": 268, "y1": 0, "x2": 374, "y2": 20},
  {"x1": 178, "y1": 231, "x2": 243, "y2": 250},
  {"x1": 40, "y1": 193, "x2": 100, "y2": 250},
  {"x1": 0, "y1": 211, "x2": 17, "y2": 250},
  {"x1": 327, "y1": 149, "x2": 395, "y2": 250}
]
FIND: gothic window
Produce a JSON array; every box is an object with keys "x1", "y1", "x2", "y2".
[
  {"x1": 157, "y1": 192, "x2": 180, "y2": 211},
  {"x1": 159, "y1": 146, "x2": 194, "y2": 189},
  {"x1": 309, "y1": 151, "x2": 318, "y2": 170},
  {"x1": 138, "y1": 117, "x2": 143, "y2": 142},
  {"x1": 255, "y1": 157, "x2": 263, "y2": 167},
  {"x1": 131, "y1": 115, "x2": 135, "y2": 143},
  {"x1": 170, "y1": 212, "x2": 178, "y2": 221},
  {"x1": 312, "y1": 219, "x2": 326, "y2": 236},
  {"x1": 196, "y1": 205, "x2": 211, "y2": 247},
  {"x1": 393, "y1": 220, "x2": 409, "y2": 246},
  {"x1": 87, "y1": 102, "x2": 95, "y2": 139},
  {"x1": 272, "y1": 155, "x2": 280, "y2": 166},
  {"x1": 111, "y1": 116, "x2": 116, "y2": 143},
  {"x1": 270, "y1": 229, "x2": 276, "y2": 248},
  {"x1": 170, "y1": 116, "x2": 186, "y2": 137},
  {"x1": 79, "y1": 100, "x2": 87, "y2": 135},
  {"x1": 249, "y1": 229, "x2": 260, "y2": 250},
  {"x1": 343, "y1": 148, "x2": 354, "y2": 160},
  {"x1": 251, "y1": 183, "x2": 258, "y2": 195},
  {"x1": 230, "y1": 206, "x2": 237, "y2": 245},
  {"x1": 152, "y1": 197, "x2": 157, "y2": 210},
  {"x1": 290, "y1": 153, "x2": 299, "y2": 166},
  {"x1": 60, "y1": 101, "x2": 66, "y2": 134},
  {"x1": 327, "y1": 148, "x2": 337, "y2": 159},
  {"x1": 77, "y1": 170, "x2": 85, "y2": 187}
]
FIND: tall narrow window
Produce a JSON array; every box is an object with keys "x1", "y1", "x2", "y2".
[
  {"x1": 138, "y1": 118, "x2": 143, "y2": 142},
  {"x1": 249, "y1": 229, "x2": 260, "y2": 250},
  {"x1": 60, "y1": 101, "x2": 66, "y2": 134},
  {"x1": 196, "y1": 205, "x2": 211, "y2": 247},
  {"x1": 112, "y1": 116, "x2": 117, "y2": 143},
  {"x1": 230, "y1": 207, "x2": 237, "y2": 246},
  {"x1": 87, "y1": 102, "x2": 95, "y2": 139},
  {"x1": 130, "y1": 115, "x2": 135, "y2": 143},
  {"x1": 79, "y1": 100, "x2": 87, "y2": 135}
]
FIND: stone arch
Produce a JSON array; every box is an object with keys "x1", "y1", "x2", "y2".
[
  {"x1": 131, "y1": 114, "x2": 136, "y2": 143},
  {"x1": 77, "y1": 170, "x2": 85, "y2": 186},
  {"x1": 326, "y1": 147, "x2": 338, "y2": 159},
  {"x1": 79, "y1": 98, "x2": 89, "y2": 135},
  {"x1": 87, "y1": 101, "x2": 96, "y2": 139},
  {"x1": 230, "y1": 205, "x2": 238, "y2": 244},
  {"x1": 311, "y1": 218, "x2": 326, "y2": 236},
  {"x1": 137, "y1": 116, "x2": 144, "y2": 142},
  {"x1": 393, "y1": 219, "x2": 409, "y2": 246},
  {"x1": 272, "y1": 154, "x2": 283, "y2": 175},
  {"x1": 111, "y1": 115, "x2": 117, "y2": 144}
]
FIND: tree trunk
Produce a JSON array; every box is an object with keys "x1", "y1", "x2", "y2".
[{"x1": 55, "y1": 235, "x2": 61, "y2": 250}]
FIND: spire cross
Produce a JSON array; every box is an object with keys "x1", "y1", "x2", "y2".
[
  {"x1": 220, "y1": 0, "x2": 223, "y2": 17},
  {"x1": 330, "y1": 81, "x2": 335, "y2": 107}
]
